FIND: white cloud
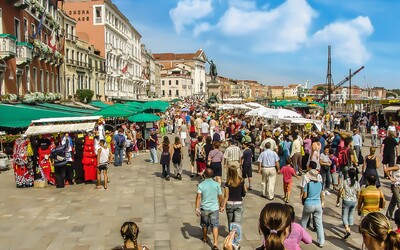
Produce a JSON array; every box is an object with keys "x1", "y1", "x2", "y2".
[
  {"x1": 169, "y1": 0, "x2": 213, "y2": 34},
  {"x1": 215, "y1": 0, "x2": 317, "y2": 52},
  {"x1": 310, "y1": 16, "x2": 374, "y2": 65},
  {"x1": 193, "y1": 22, "x2": 211, "y2": 37}
]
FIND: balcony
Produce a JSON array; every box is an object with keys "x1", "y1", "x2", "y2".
[
  {"x1": 14, "y1": 0, "x2": 30, "y2": 10},
  {"x1": 65, "y1": 33, "x2": 78, "y2": 43},
  {"x1": 16, "y1": 42, "x2": 33, "y2": 65},
  {"x1": 0, "y1": 34, "x2": 17, "y2": 60}
]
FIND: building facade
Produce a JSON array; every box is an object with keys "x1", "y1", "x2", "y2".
[
  {"x1": 63, "y1": 0, "x2": 142, "y2": 100},
  {"x1": 0, "y1": 0, "x2": 61, "y2": 99},
  {"x1": 153, "y1": 49, "x2": 207, "y2": 98},
  {"x1": 159, "y1": 63, "x2": 193, "y2": 99},
  {"x1": 58, "y1": 8, "x2": 106, "y2": 101}
]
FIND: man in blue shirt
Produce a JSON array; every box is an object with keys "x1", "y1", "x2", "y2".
[
  {"x1": 195, "y1": 168, "x2": 223, "y2": 248},
  {"x1": 148, "y1": 128, "x2": 158, "y2": 164},
  {"x1": 113, "y1": 128, "x2": 125, "y2": 167},
  {"x1": 257, "y1": 142, "x2": 280, "y2": 200}
]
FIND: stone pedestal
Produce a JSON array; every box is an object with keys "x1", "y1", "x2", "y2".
[{"x1": 207, "y1": 79, "x2": 220, "y2": 103}]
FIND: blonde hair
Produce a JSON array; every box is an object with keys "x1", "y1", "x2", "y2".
[
  {"x1": 259, "y1": 203, "x2": 292, "y2": 250},
  {"x1": 359, "y1": 212, "x2": 400, "y2": 250},
  {"x1": 226, "y1": 166, "x2": 241, "y2": 188}
]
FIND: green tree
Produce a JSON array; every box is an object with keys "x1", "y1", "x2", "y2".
[{"x1": 76, "y1": 89, "x2": 94, "y2": 103}]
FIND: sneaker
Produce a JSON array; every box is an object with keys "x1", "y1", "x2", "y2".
[
  {"x1": 190, "y1": 174, "x2": 194, "y2": 179},
  {"x1": 343, "y1": 231, "x2": 351, "y2": 239},
  {"x1": 324, "y1": 190, "x2": 331, "y2": 195},
  {"x1": 178, "y1": 174, "x2": 182, "y2": 180},
  {"x1": 248, "y1": 186, "x2": 252, "y2": 190},
  {"x1": 166, "y1": 175, "x2": 170, "y2": 181}
]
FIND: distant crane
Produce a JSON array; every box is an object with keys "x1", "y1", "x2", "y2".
[{"x1": 319, "y1": 66, "x2": 365, "y2": 102}]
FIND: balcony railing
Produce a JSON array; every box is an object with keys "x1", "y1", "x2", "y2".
[
  {"x1": 16, "y1": 42, "x2": 33, "y2": 65},
  {"x1": 0, "y1": 34, "x2": 17, "y2": 59},
  {"x1": 66, "y1": 33, "x2": 78, "y2": 43}
]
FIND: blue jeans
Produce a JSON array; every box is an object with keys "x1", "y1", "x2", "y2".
[
  {"x1": 226, "y1": 202, "x2": 244, "y2": 229},
  {"x1": 200, "y1": 209, "x2": 219, "y2": 229},
  {"x1": 301, "y1": 205, "x2": 325, "y2": 246},
  {"x1": 342, "y1": 200, "x2": 357, "y2": 226},
  {"x1": 371, "y1": 134, "x2": 377, "y2": 147},
  {"x1": 114, "y1": 146, "x2": 124, "y2": 166},
  {"x1": 150, "y1": 147, "x2": 158, "y2": 163},
  {"x1": 320, "y1": 166, "x2": 332, "y2": 189},
  {"x1": 162, "y1": 164, "x2": 170, "y2": 177}
]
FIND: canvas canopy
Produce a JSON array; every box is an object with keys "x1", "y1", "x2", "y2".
[{"x1": 24, "y1": 122, "x2": 96, "y2": 136}]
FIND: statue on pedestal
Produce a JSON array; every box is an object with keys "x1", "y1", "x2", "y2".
[{"x1": 207, "y1": 59, "x2": 218, "y2": 82}]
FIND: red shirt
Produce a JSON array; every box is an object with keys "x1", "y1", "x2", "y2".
[
  {"x1": 396, "y1": 228, "x2": 400, "y2": 234},
  {"x1": 281, "y1": 165, "x2": 295, "y2": 183}
]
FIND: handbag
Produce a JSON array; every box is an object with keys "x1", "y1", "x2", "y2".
[{"x1": 301, "y1": 146, "x2": 305, "y2": 156}]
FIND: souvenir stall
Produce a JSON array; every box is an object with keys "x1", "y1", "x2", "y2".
[
  {"x1": 19, "y1": 116, "x2": 101, "y2": 188},
  {"x1": 13, "y1": 137, "x2": 35, "y2": 188}
]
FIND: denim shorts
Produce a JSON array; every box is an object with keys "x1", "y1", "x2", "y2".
[{"x1": 200, "y1": 209, "x2": 219, "y2": 229}]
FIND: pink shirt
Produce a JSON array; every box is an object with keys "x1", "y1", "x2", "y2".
[
  {"x1": 284, "y1": 222, "x2": 312, "y2": 250},
  {"x1": 281, "y1": 165, "x2": 295, "y2": 183}
]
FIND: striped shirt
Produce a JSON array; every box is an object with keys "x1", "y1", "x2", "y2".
[
  {"x1": 223, "y1": 145, "x2": 242, "y2": 162},
  {"x1": 359, "y1": 185, "x2": 384, "y2": 215}
]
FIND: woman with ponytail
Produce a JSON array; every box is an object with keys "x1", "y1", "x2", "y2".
[
  {"x1": 223, "y1": 203, "x2": 292, "y2": 250},
  {"x1": 359, "y1": 212, "x2": 400, "y2": 250},
  {"x1": 336, "y1": 167, "x2": 360, "y2": 239},
  {"x1": 113, "y1": 221, "x2": 148, "y2": 250}
]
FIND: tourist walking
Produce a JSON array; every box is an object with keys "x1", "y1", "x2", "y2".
[
  {"x1": 241, "y1": 141, "x2": 253, "y2": 190},
  {"x1": 291, "y1": 133, "x2": 302, "y2": 175},
  {"x1": 96, "y1": 139, "x2": 110, "y2": 190},
  {"x1": 179, "y1": 120, "x2": 188, "y2": 146},
  {"x1": 381, "y1": 131, "x2": 398, "y2": 177},
  {"x1": 384, "y1": 162, "x2": 400, "y2": 220},
  {"x1": 336, "y1": 168, "x2": 360, "y2": 239},
  {"x1": 208, "y1": 141, "x2": 224, "y2": 185},
  {"x1": 357, "y1": 174, "x2": 385, "y2": 218},
  {"x1": 172, "y1": 136, "x2": 183, "y2": 180},
  {"x1": 189, "y1": 133, "x2": 197, "y2": 179},
  {"x1": 360, "y1": 147, "x2": 381, "y2": 187},
  {"x1": 370, "y1": 122, "x2": 379, "y2": 147},
  {"x1": 148, "y1": 128, "x2": 158, "y2": 164},
  {"x1": 204, "y1": 136, "x2": 214, "y2": 168},
  {"x1": 195, "y1": 168, "x2": 223, "y2": 249},
  {"x1": 257, "y1": 142, "x2": 280, "y2": 200},
  {"x1": 159, "y1": 136, "x2": 171, "y2": 181},
  {"x1": 223, "y1": 139, "x2": 242, "y2": 176},
  {"x1": 195, "y1": 136, "x2": 206, "y2": 177},
  {"x1": 300, "y1": 169, "x2": 325, "y2": 248},
  {"x1": 319, "y1": 145, "x2": 332, "y2": 195},
  {"x1": 113, "y1": 128, "x2": 125, "y2": 167},
  {"x1": 222, "y1": 166, "x2": 247, "y2": 230},
  {"x1": 280, "y1": 158, "x2": 299, "y2": 203}
]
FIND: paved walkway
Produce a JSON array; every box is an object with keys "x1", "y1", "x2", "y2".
[{"x1": 0, "y1": 136, "x2": 392, "y2": 250}]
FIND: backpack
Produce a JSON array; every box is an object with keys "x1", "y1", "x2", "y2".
[
  {"x1": 196, "y1": 142, "x2": 205, "y2": 160},
  {"x1": 117, "y1": 134, "x2": 126, "y2": 148},
  {"x1": 338, "y1": 147, "x2": 350, "y2": 168}
]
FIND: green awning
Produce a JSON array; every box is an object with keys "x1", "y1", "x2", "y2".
[
  {"x1": 92, "y1": 105, "x2": 132, "y2": 118},
  {"x1": 171, "y1": 98, "x2": 183, "y2": 103},
  {"x1": 90, "y1": 101, "x2": 112, "y2": 109},
  {"x1": 35, "y1": 103, "x2": 96, "y2": 114},
  {"x1": 128, "y1": 113, "x2": 161, "y2": 123},
  {"x1": 0, "y1": 103, "x2": 82, "y2": 128}
]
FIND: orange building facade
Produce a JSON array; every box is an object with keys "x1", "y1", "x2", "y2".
[{"x1": 0, "y1": 0, "x2": 61, "y2": 99}]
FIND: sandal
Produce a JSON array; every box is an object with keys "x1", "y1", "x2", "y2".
[
  {"x1": 95, "y1": 186, "x2": 102, "y2": 189},
  {"x1": 212, "y1": 245, "x2": 220, "y2": 250}
]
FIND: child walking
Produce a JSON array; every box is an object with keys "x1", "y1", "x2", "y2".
[{"x1": 280, "y1": 158, "x2": 299, "y2": 203}]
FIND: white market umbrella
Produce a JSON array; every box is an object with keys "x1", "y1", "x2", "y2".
[
  {"x1": 244, "y1": 102, "x2": 264, "y2": 109},
  {"x1": 261, "y1": 108, "x2": 302, "y2": 119},
  {"x1": 245, "y1": 107, "x2": 273, "y2": 117}
]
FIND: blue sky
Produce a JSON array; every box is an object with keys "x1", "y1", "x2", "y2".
[{"x1": 113, "y1": 0, "x2": 400, "y2": 89}]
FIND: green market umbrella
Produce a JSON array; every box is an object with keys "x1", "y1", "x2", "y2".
[
  {"x1": 142, "y1": 101, "x2": 169, "y2": 110},
  {"x1": 128, "y1": 113, "x2": 161, "y2": 123},
  {"x1": 93, "y1": 106, "x2": 132, "y2": 118},
  {"x1": 90, "y1": 101, "x2": 112, "y2": 109},
  {"x1": 286, "y1": 100, "x2": 309, "y2": 108},
  {"x1": 269, "y1": 100, "x2": 289, "y2": 107},
  {"x1": 171, "y1": 98, "x2": 183, "y2": 103}
]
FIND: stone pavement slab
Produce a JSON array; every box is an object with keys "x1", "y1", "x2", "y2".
[{"x1": 0, "y1": 135, "x2": 393, "y2": 250}]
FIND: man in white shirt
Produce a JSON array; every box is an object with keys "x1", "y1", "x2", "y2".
[
  {"x1": 257, "y1": 142, "x2": 280, "y2": 200},
  {"x1": 201, "y1": 119, "x2": 210, "y2": 138},
  {"x1": 260, "y1": 132, "x2": 277, "y2": 152},
  {"x1": 370, "y1": 122, "x2": 379, "y2": 147},
  {"x1": 195, "y1": 115, "x2": 203, "y2": 135}
]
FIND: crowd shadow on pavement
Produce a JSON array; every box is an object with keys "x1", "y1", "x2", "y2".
[{"x1": 180, "y1": 222, "x2": 229, "y2": 248}]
